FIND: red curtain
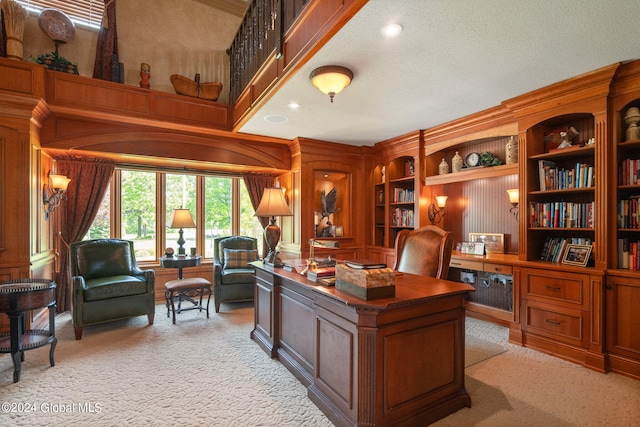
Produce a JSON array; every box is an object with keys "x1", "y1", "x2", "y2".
[
  {"x1": 92, "y1": 0, "x2": 118, "y2": 80},
  {"x1": 55, "y1": 156, "x2": 115, "y2": 312},
  {"x1": 243, "y1": 172, "x2": 275, "y2": 257}
]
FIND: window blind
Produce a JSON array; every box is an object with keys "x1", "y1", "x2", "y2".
[{"x1": 17, "y1": 0, "x2": 105, "y2": 29}]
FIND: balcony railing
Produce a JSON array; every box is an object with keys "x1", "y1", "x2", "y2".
[{"x1": 227, "y1": 0, "x2": 310, "y2": 103}]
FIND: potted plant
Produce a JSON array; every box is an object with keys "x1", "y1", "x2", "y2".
[{"x1": 33, "y1": 51, "x2": 78, "y2": 75}]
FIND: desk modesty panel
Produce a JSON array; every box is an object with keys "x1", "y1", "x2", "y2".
[{"x1": 250, "y1": 261, "x2": 475, "y2": 427}]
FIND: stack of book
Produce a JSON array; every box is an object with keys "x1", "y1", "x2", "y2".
[{"x1": 307, "y1": 266, "x2": 336, "y2": 283}]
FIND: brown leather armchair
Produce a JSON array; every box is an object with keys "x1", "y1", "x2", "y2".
[
  {"x1": 393, "y1": 226, "x2": 454, "y2": 279},
  {"x1": 70, "y1": 239, "x2": 155, "y2": 340}
]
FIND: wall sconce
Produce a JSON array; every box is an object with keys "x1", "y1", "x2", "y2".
[
  {"x1": 43, "y1": 173, "x2": 71, "y2": 220},
  {"x1": 309, "y1": 65, "x2": 353, "y2": 103},
  {"x1": 167, "y1": 208, "x2": 196, "y2": 255},
  {"x1": 507, "y1": 188, "x2": 519, "y2": 221},
  {"x1": 428, "y1": 195, "x2": 448, "y2": 225}
]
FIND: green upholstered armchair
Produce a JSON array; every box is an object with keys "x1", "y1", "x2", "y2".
[
  {"x1": 213, "y1": 236, "x2": 258, "y2": 313},
  {"x1": 70, "y1": 239, "x2": 155, "y2": 340}
]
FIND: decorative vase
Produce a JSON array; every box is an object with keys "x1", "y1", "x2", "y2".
[
  {"x1": 451, "y1": 151, "x2": 463, "y2": 173},
  {"x1": 505, "y1": 136, "x2": 518, "y2": 164},
  {"x1": 624, "y1": 107, "x2": 640, "y2": 141},
  {"x1": 439, "y1": 158, "x2": 449, "y2": 175}
]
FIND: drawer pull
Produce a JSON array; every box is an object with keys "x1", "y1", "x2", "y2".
[
  {"x1": 545, "y1": 285, "x2": 561, "y2": 292},
  {"x1": 545, "y1": 319, "x2": 561, "y2": 326},
  {"x1": 451, "y1": 262, "x2": 461, "y2": 266}
]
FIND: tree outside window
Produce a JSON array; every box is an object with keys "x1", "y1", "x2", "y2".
[
  {"x1": 204, "y1": 176, "x2": 232, "y2": 258},
  {"x1": 166, "y1": 174, "x2": 196, "y2": 255},
  {"x1": 121, "y1": 170, "x2": 156, "y2": 261}
]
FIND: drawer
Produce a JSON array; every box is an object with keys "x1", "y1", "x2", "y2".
[
  {"x1": 484, "y1": 263, "x2": 512, "y2": 275},
  {"x1": 523, "y1": 268, "x2": 588, "y2": 308},
  {"x1": 449, "y1": 258, "x2": 483, "y2": 271},
  {"x1": 524, "y1": 302, "x2": 587, "y2": 347}
]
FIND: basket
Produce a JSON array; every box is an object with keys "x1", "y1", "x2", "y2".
[{"x1": 170, "y1": 74, "x2": 222, "y2": 101}]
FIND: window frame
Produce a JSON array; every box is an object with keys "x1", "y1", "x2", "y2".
[
  {"x1": 16, "y1": 0, "x2": 105, "y2": 29},
  {"x1": 95, "y1": 166, "x2": 257, "y2": 265}
]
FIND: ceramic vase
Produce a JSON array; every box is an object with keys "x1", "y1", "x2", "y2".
[
  {"x1": 625, "y1": 107, "x2": 640, "y2": 141},
  {"x1": 439, "y1": 158, "x2": 449, "y2": 175},
  {"x1": 452, "y1": 151, "x2": 463, "y2": 173},
  {"x1": 506, "y1": 136, "x2": 518, "y2": 164}
]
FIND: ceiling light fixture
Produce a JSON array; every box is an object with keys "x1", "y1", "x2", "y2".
[
  {"x1": 309, "y1": 65, "x2": 353, "y2": 103},
  {"x1": 381, "y1": 23, "x2": 403, "y2": 37}
]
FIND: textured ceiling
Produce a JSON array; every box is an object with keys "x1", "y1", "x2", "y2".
[{"x1": 237, "y1": 0, "x2": 640, "y2": 146}]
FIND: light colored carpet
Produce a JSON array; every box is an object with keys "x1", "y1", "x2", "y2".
[{"x1": 1, "y1": 304, "x2": 638, "y2": 426}]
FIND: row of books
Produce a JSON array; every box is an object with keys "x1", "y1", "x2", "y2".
[
  {"x1": 538, "y1": 160, "x2": 594, "y2": 191},
  {"x1": 541, "y1": 237, "x2": 593, "y2": 262},
  {"x1": 617, "y1": 197, "x2": 640, "y2": 229},
  {"x1": 529, "y1": 201, "x2": 594, "y2": 228},
  {"x1": 392, "y1": 188, "x2": 414, "y2": 203},
  {"x1": 392, "y1": 208, "x2": 414, "y2": 227},
  {"x1": 617, "y1": 239, "x2": 640, "y2": 270},
  {"x1": 619, "y1": 158, "x2": 640, "y2": 186}
]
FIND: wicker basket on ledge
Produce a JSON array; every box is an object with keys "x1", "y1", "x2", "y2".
[{"x1": 170, "y1": 73, "x2": 223, "y2": 101}]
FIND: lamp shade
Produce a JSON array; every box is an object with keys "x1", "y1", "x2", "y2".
[
  {"x1": 435, "y1": 195, "x2": 448, "y2": 209},
  {"x1": 309, "y1": 66, "x2": 353, "y2": 102},
  {"x1": 255, "y1": 188, "x2": 293, "y2": 217},
  {"x1": 49, "y1": 174, "x2": 71, "y2": 191},
  {"x1": 167, "y1": 208, "x2": 196, "y2": 229},
  {"x1": 506, "y1": 188, "x2": 519, "y2": 205}
]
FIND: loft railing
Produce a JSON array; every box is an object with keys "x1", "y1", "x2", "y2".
[{"x1": 227, "y1": 0, "x2": 310, "y2": 103}]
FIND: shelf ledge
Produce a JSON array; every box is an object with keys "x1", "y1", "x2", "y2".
[{"x1": 424, "y1": 163, "x2": 518, "y2": 185}]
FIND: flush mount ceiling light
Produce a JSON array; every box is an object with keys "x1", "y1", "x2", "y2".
[
  {"x1": 381, "y1": 23, "x2": 403, "y2": 37},
  {"x1": 309, "y1": 65, "x2": 353, "y2": 103}
]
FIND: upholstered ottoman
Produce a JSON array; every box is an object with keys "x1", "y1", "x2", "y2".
[{"x1": 164, "y1": 278, "x2": 211, "y2": 324}]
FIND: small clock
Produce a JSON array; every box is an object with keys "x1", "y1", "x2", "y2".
[{"x1": 465, "y1": 152, "x2": 481, "y2": 168}]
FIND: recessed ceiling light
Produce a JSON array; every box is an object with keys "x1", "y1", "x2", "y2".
[
  {"x1": 288, "y1": 102, "x2": 301, "y2": 109},
  {"x1": 264, "y1": 115, "x2": 288, "y2": 123},
  {"x1": 381, "y1": 23, "x2": 402, "y2": 38}
]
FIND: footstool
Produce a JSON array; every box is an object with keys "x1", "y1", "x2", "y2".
[{"x1": 164, "y1": 278, "x2": 212, "y2": 324}]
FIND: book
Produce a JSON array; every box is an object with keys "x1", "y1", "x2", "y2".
[
  {"x1": 538, "y1": 160, "x2": 556, "y2": 191},
  {"x1": 307, "y1": 267, "x2": 336, "y2": 282},
  {"x1": 344, "y1": 259, "x2": 388, "y2": 270}
]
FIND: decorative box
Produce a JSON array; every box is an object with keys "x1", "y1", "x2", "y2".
[{"x1": 335, "y1": 264, "x2": 396, "y2": 300}]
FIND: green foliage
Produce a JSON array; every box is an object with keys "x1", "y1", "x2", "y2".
[
  {"x1": 479, "y1": 151, "x2": 503, "y2": 167},
  {"x1": 34, "y1": 51, "x2": 77, "y2": 66}
]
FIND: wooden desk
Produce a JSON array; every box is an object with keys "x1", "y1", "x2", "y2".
[
  {"x1": 251, "y1": 261, "x2": 475, "y2": 427},
  {"x1": 0, "y1": 279, "x2": 57, "y2": 383}
]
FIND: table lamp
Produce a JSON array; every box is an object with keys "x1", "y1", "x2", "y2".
[
  {"x1": 254, "y1": 187, "x2": 293, "y2": 267},
  {"x1": 168, "y1": 208, "x2": 196, "y2": 255}
]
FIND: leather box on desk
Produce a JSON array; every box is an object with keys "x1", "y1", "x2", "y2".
[{"x1": 335, "y1": 264, "x2": 396, "y2": 300}]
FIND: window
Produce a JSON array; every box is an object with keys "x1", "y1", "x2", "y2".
[
  {"x1": 121, "y1": 170, "x2": 156, "y2": 261},
  {"x1": 17, "y1": 0, "x2": 104, "y2": 29},
  {"x1": 88, "y1": 168, "x2": 263, "y2": 262}
]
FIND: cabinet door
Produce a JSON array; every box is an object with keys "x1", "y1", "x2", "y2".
[{"x1": 606, "y1": 275, "x2": 640, "y2": 359}]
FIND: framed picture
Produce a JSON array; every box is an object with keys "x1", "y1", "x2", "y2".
[
  {"x1": 469, "y1": 233, "x2": 504, "y2": 254},
  {"x1": 334, "y1": 226, "x2": 344, "y2": 237},
  {"x1": 461, "y1": 241, "x2": 485, "y2": 255},
  {"x1": 561, "y1": 244, "x2": 593, "y2": 267}
]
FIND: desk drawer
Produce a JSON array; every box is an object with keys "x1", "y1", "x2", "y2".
[
  {"x1": 484, "y1": 263, "x2": 512, "y2": 275},
  {"x1": 524, "y1": 302, "x2": 586, "y2": 347},
  {"x1": 523, "y1": 268, "x2": 588, "y2": 309},
  {"x1": 449, "y1": 259, "x2": 483, "y2": 271}
]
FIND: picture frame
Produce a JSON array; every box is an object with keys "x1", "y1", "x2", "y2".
[
  {"x1": 461, "y1": 241, "x2": 485, "y2": 255},
  {"x1": 334, "y1": 226, "x2": 344, "y2": 237},
  {"x1": 561, "y1": 244, "x2": 593, "y2": 267},
  {"x1": 468, "y1": 233, "x2": 505, "y2": 254}
]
